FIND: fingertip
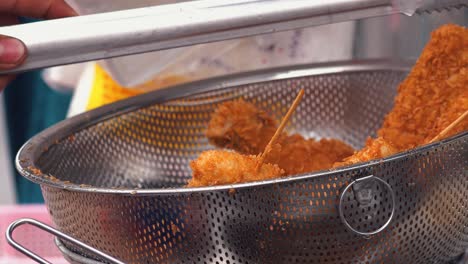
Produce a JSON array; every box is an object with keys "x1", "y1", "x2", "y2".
[{"x1": 0, "y1": 36, "x2": 27, "y2": 68}]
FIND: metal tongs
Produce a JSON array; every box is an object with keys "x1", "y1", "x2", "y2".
[{"x1": 0, "y1": 0, "x2": 465, "y2": 75}]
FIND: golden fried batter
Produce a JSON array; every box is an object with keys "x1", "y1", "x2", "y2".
[
  {"x1": 379, "y1": 24, "x2": 468, "y2": 150},
  {"x1": 206, "y1": 99, "x2": 354, "y2": 175},
  {"x1": 206, "y1": 99, "x2": 277, "y2": 154},
  {"x1": 266, "y1": 135, "x2": 355, "y2": 175},
  {"x1": 187, "y1": 150, "x2": 284, "y2": 187},
  {"x1": 337, "y1": 24, "x2": 468, "y2": 166},
  {"x1": 190, "y1": 24, "x2": 467, "y2": 187},
  {"x1": 334, "y1": 137, "x2": 398, "y2": 167}
]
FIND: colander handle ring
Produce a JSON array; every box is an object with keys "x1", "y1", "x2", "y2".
[
  {"x1": 6, "y1": 218, "x2": 125, "y2": 264},
  {"x1": 338, "y1": 175, "x2": 395, "y2": 237}
]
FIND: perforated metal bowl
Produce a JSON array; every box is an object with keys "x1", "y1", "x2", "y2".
[{"x1": 14, "y1": 60, "x2": 468, "y2": 263}]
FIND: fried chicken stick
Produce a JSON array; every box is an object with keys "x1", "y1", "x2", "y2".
[
  {"x1": 337, "y1": 24, "x2": 468, "y2": 166},
  {"x1": 188, "y1": 89, "x2": 307, "y2": 188},
  {"x1": 206, "y1": 99, "x2": 354, "y2": 175},
  {"x1": 380, "y1": 24, "x2": 468, "y2": 150}
]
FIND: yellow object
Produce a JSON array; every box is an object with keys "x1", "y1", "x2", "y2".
[{"x1": 87, "y1": 64, "x2": 190, "y2": 111}]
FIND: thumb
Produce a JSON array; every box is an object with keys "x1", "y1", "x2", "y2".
[{"x1": 0, "y1": 35, "x2": 26, "y2": 70}]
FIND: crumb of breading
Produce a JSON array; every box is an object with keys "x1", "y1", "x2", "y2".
[{"x1": 28, "y1": 166, "x2": 42, "y2": 175}]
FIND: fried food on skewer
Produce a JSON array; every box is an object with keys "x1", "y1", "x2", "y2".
[
  {"x1": 334, "y1": 138, "x2": 398, "y2": 167},
  {"x1": 336, "y1": 24, "x2": 468, "y2": 166},
  {"x1": 188, "y1": 89, "x2": 306, "y2": 188},
  {"x1": 266, "y1": 135, "x2": 356, "y2": 175},
  {"x1": 189, "y1": 24, "x2": 467, "y2": 187},
  {"x1": 378, "y1": 24, "x2": 468, "y2": 151},
  {"x1": 206, "y1": 99, "x2": 277, "y2": 154},
  {"x1": 187, "y1": 150, "x2": 284, "y2": 187},
  {"x1": 206, "y1": 99, "x2": 354, "y2": 175},
  {"x1": 429, "y1": 110, "x2": 468, "y2": 143}
]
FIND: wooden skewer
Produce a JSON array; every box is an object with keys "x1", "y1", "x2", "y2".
[
  {"x1": 429, "y1": 109, "x2": 468, "y2": 143},
  {"x1": 256, "y1": 89, "x2": 305, "y2": 172}
]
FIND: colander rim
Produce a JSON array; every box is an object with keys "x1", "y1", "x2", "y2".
[{"x1": 16, "y1": 59, "x2": 466, "y2": 195}]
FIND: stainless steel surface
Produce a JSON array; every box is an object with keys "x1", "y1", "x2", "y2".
[
  {"x1": 55, "y1": 239, "x2": 468, "y2": 264},
  {"x1": 6, "y1": 218, "x2": 124, "y2": 264},
  {"x1": 338, "y1": 175, "x2": 395, "y2": 237},
  {"x1": 0, "y1": 0, "x2": 466, "y2": 75},
  {"x1": 14, "y1": 60, "x2": 468, "y2": 263},
  {"x1": 55, "y1": 238, "x2": 103, "y2": 264}
]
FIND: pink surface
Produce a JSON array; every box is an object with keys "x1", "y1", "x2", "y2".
[{"x1": 0, "y1": 205, "x2": 67, "y2": 263}]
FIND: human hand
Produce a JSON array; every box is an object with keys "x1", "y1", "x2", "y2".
[{"x1": 0, "y1": 0, "x2": 77, "y2": 91}]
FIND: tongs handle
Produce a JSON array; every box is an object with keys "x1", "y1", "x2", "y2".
[
  {"x1": 0, "y1": 0, "x2": 465, "y2": 75},
  {"x1": 0, "y1": 0, "x2": 390, "y2": 74}
]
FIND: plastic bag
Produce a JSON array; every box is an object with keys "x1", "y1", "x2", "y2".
[{"x1": 63, "y1": 0, "x2": 355, "y2": 88}]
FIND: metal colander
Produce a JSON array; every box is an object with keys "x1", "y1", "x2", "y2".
[{"x1": 13, "y1": 60, "x2": 468, "y2": 264}]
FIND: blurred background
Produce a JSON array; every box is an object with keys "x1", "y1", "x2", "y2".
[{"x1": 0, "y1": 1, "x2": 466, "y2": 205}]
